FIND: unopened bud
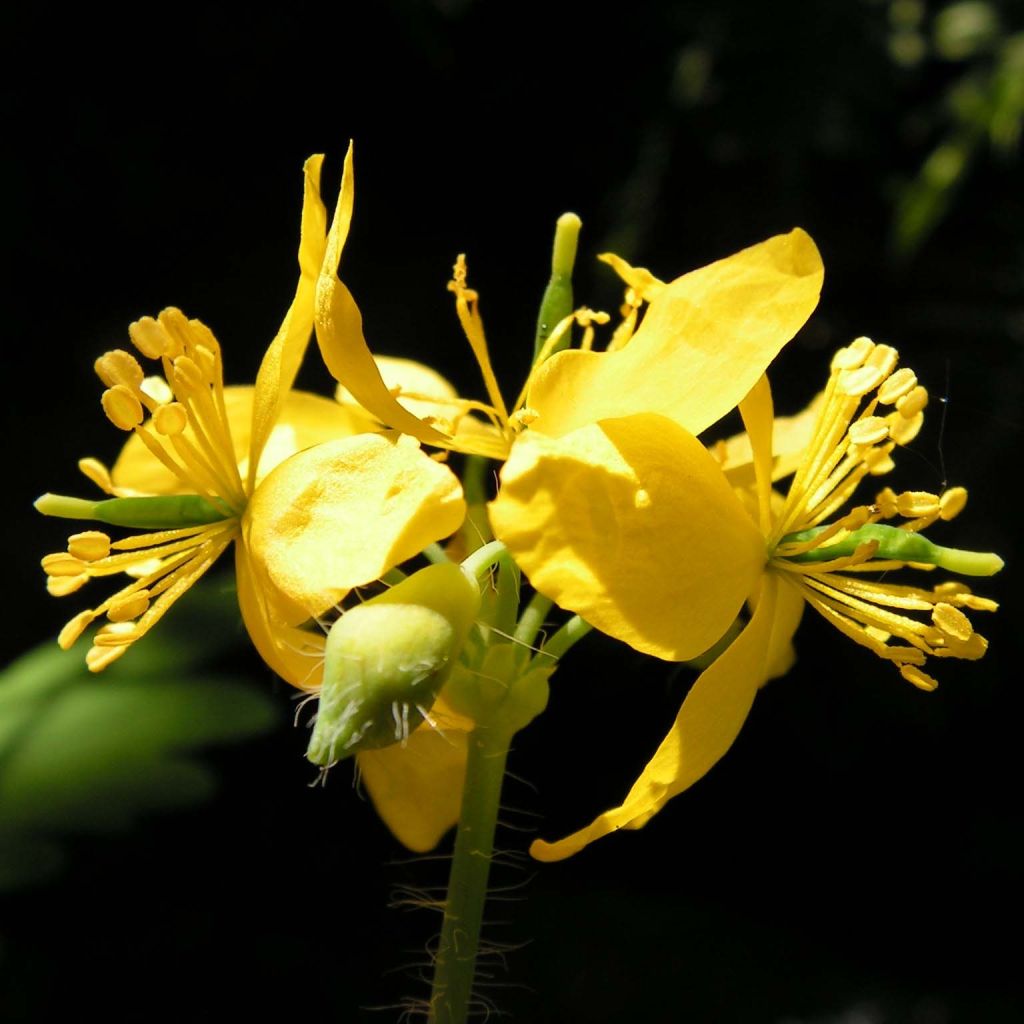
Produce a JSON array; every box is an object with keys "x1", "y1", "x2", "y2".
[{"x1": 307, "y1": 562, "x2": 480, "y2": 766}]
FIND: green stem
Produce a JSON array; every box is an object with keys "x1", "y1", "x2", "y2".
[
  {"x1": 429, "y1": 725, "x2": 512, "y2": 1024},
  {"x1": 460, "y1": 540, "x2": 508, "y2": 582},
  {"x1": 539, "y1": 614, "x2": 592, "y2": 661},
  {"x1": 423, "y1": 542, "x2": 452, "y2": 565},
  {"x1": 513, "y1": 592, "x2": 553, "y2": 649}
]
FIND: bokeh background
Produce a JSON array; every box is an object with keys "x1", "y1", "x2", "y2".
[{"x1": 4, "y1": 2, "x2": 1022, "y2": 1021}]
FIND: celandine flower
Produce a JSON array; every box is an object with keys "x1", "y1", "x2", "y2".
[
  {"x1": 524, "y1": 337, "x2": 1002, "y2": 861},
  {"x1": 38, "y1": 150, "x2": 465, "y2": 679}
]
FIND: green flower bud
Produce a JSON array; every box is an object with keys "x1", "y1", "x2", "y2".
[{"x1": 307, "y1": 562, "x2": 481, "y2": 767}]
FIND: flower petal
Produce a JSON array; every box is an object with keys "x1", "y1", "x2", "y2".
[
  {"x1": 527, "y1": 229, "x2": 823, "y2": 440},
  {"x1": 112, "y1": 386, "x2": 369, "y2": 495},
  {"x1": 763, "y1": 574, "x2": 805, "y2": 683},
  {"x1": 235, "y1": 541, "x2": 326, "y2": 692},
  {"x1": 530, "y1": 574, "x2": 779, "y2": 862},
  {"x1": 314, "y1": 149, "x2": 448, "y2": 446},
  {"x1": 357, "y1": 703, "x2": 469, "y2": 852},
  {"x1": 490, "y1": 414, "x2": 765, "y2": 661},
  {"x1": 248, "y1": 154, "x2": 331, "y2": 485},
  {"x1": 245, "y1": 434, "x2": 466, "y2": 621}
]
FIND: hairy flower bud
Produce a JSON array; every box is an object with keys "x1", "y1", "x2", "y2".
[{"x1": 307, "y1": 562, "x2": 481, "y2": 766}]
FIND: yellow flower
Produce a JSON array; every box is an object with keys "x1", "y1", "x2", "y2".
[
  {"x1": 524, "y1": 337, "x2": 1001, "y2": 861},
  {"x1": 39, "y1": 149, "x2": 466, "y2": 683}
]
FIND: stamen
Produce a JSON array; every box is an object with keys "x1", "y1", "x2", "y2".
[
  {"x1": 939, "y1": 487, "x2": 967, "y2": 520},
  {"x1": 897, "y1": 385, "x2": 928, "y2": 418},
  {"x1": 108, "y1": 591, "x2": 151, "y2": 622},
  {"x1": 58, "y1": 609, "x2": 97, "y2": 649},
  {"x1": 900, "y1": 664, "x2": 938, "y2": 691},
  {"x1": 68, "y1": 531, "x2": 111, "y2": 561},
  {"x1": 95, "y1": 350, "x2": 146, "y2": 391},
  {"x1": 101, "y1": 386, "x2": 145, "y2": 430},
  {"x1": 78, "y1": 458, "x2": 117, "y2": 495},
  {"x1": 129, "y1": 316, "x2": 173, "y2": 359},
  {"x1": 48, "y1": 574, "x2": 89, "y2": 597},
  {"x1": 878, "y1": 367, "x2": 917, "y2": 404},
  {"x1": 896, "y1": 491, "x2": 941, "y2": 517},
  {"x1": 931, "y1": 603, "x2": 973, "y2": 642},
  {"x1": 153, "y1": 402, "x2": 188, "y2": 436}
]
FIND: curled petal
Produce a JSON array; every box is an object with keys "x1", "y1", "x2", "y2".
[
  {"x1": 314, "y1": 148, "x2": 448, "y2": 446},
  {"x1": 530, "y1": 575, "x2": 780, "y2": 862},
  {"x1": 245, "y1": 434, "x2": 466, "y2": 622},
  {"x1": 527, "y1": 229, "x2": 823, "y2": 440},
  {"x1": 248, "y1": 154, "x2": 331, "y2": 483},
  {"x1": 490, "y1": 414, "x2": 765, "y2": 661}
]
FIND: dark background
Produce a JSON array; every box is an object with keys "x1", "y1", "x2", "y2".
[{"x1": 3, "y1": 2, "x2": 1022, "y2": 1021}]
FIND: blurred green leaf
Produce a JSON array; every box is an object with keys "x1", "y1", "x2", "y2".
[{"x1": 0, "y1": 578, "x2": 279, "y2": 890}]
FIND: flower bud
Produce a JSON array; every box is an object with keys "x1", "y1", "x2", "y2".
[{"x1": 307, "y1": 562, "x2": 480, "y2": 766}]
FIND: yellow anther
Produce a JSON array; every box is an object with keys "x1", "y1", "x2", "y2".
[
  {"x1": 78, "y1": 457, "x2": 116, "y2": 494},
  {"x1": 48, "y1": 573, "x2": 89, "y2": 597},
  {"x1": 509, "y1": 407, "x2": 539, "y2": 431},
  {"x1": 865, "y1": 344, "x2": 899, "y2": 379},
  {"x1": 939, "y1": 486, "x2": 967, "y2": 521},
  {"x1": 832, "y1": 336, "x2": 875, "y2": 370},
  {"x1": 68, "y1": 531, "x2": 111, "y2": 561},
  {"x1": 108, "y1": 591, "x2": 151, "y2": 622},
  {"x1": 839, "y1": 363, "x2": 887, "y2": 398},
  {"x1": 874, "y1": 486, "x2": 899, "y2": 518},
  {"x1": 897, "y1": 385, "x2": 928, "y2": 418},
  {"x1": 129, "y1": 316, "x2": 173, "y2": 359},
  {"x1": 58, "y1": 609, "x2": 95, "y2": 649},
  {"x1": 878, "y1": 367, "x2": 917, "y2": 404},
  {"x1": 154, "y1": 402, "x2": 189, "y2": 436},
  {"x1": 194, "y1": 344, "x2": 218, "y2": 381},
  {"x1": 42, "y1": 552, "x2": 88, "y2": 576},
  {"x1": 93, "y1": 621, "x2": 139, "y2": 647},
  {"x1": 888, "y1": 410, "x2": 923, "y2": 445},
  {"x1": 101, "y1": 385, "x2": 145, "y2": 430},
  {"x1": 896, "y1": 491, "x2": 940, "y2": 517},
  {"x1": 141, "y1": 375, "x2": 174, "y2": 404},
  {"x1": 634, "y1": 488, "x2": 652, "y2": 510},
  {"x1": 95, "y1": 350, "x2": 145, "y2": 390},
  {"x1": 864, "y1": 448, "x2": 895, "y2": 475},
  {"x1": 848, "y1": 416, "x2": 890, "y2": 446},
  {"x1": 900, "y1": 664, "x2": 938, "y2": 691},
  {"x1": 171, "y1": 356, "x2": 205, "y2": 395},
  {"x1": 932, "y1": 603, "x2": 973, "y2": 642},
  {"x1": 87, "y1": 645, "x2": 127, "y2": 672}
]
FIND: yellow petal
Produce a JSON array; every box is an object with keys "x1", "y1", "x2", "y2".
[
  {"x1": 762, "y1": 573, "x2": 805, "y2": 682},
  {"x1": 248, "y1": 154, "x2": 330, "y2": 485},
  {"x1": 490, "y1": 414, "x2": 765, "y2": 661},
  {"x1": 719, "y1": 390, "x2": 824, "y2": 489},
  {"x1": 245, "y1": 434, "x2": 466, "y2": 621},
  {"x1": 530, "y1": 574, "x2": 779, "y2": 862},
  {"x1": 527, "y1": 229, "x2": 823, "y2": 439},
  {"x1": 357, "y1": 702, "x2": 469, "y2": 852},
  {"x1": 314, "y1": 149, "x2": 448, "y2": 446},
  {"x1": 111, "y1": 386, "x2": 368, "y2": 495},
  {"x1": 235, "y1": 541, "x2": 326, "y2": 691}
]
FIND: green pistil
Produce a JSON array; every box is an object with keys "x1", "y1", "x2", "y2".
[
  {"x1": 781, "y1": 522, "x2": 1004, "y2": 577},
  {"x1": 35, "y1": 493, "x2": 232, "y2": 529},
  {"x1": 533, "y1": 212, "x2": 582, "y2": 362}
]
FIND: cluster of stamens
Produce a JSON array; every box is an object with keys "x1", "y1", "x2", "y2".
[
  {"x1": 767, "y1": 337, "x2": 997, "y2": 692},
  {"x1": 41, "y1": 308, "x2": 244, "y2": 670}
]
